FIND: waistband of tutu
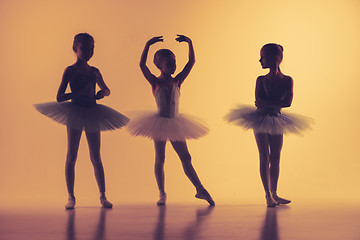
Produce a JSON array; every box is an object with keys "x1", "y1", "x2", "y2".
[
  {"x1": 257, "y1": 107, "x2": 281, "y2": 116},
  {"x1": 157, "y1": 109, "x2": 178, "y2": 118},
  {"x1": 72, "y1": 98, "x2": 97, "y2": 108}
]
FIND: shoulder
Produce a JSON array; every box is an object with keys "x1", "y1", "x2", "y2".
[
  {"x1": 90, "y1": 66, "x2": 101, "y2": 75},
  {"x1": 90, "y1": 66, "x2": 100, "y2": 72},
  {"x1": 257, "y1": 75, "x2": 267, "y2": 81},
  {"x1": 62, "y1": 65, "x2": 77, "y2": 79},
  {"x1": 282, "y1": 74, "x2": 293, "y2": 81},
  {"x1": 64, "y1": 65, "x2": 76, "y2": 73},
  {"x1": 256, "y1": 75, "x2": 266, "y2": 84},
  {"x1": 281, "y1": 74, "x2": 293, "y2": 86}
]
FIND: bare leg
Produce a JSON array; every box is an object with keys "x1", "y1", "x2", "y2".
[
  {"x1": 269, "y1": 134, "x2": 291, "y2": 204},
  {"x1": 254, "y1": 132, "x2": 277, "y2": 207},
  {"x1": 65, "y1": 127, "x2": 82, "y2": 196},
  {"x1": 85, "y1": 131, "x2": 112, "y2": 208},
  {"x1": 268, "y1": 134, "x2": 283, "y2": 194},
  {"x1": 171, "y1": 141, "x2": 214, "y2": 205},
  {"x1": 65, "y1": 127, "x2": 82, "y2": 209},
  {"x1": 154, "y1": 141, "x2": 166, "y2": 193},
  {"x1": 254, "y1": 132, "x2": 271, "y2": 195},
  {"x1": 170, "y1": 141, "x2": 201, "y2": 187}
]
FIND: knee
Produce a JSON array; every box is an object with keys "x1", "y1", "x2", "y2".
[
  {"x1": 270, "y1": 153, "x2": 281, "y2": 163},
  {"x1": 259, "y1": 158, "x2": 269, "y2": 170},
  {"x1": 155, "y1": 152, "x2": 165, "y2": 164},
  {"x1": 180, "y1": 152, "x2": 192, "y2": 163},
  {"x1": 90, "y1": 154, "x2": 102, "y2": 165},
  {"x1": 270, "y1": 159, "x2": 280, "y2": 167},
  {"x1": 66, "y1": 152, "x2": 78, "y2": 165}
]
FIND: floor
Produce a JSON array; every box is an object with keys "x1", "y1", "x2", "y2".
[{"x1": 0, "y1": 203, "x2": 359, "y2": 240}]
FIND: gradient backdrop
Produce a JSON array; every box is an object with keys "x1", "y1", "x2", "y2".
[{"x1": 0, "y1": 0, "x2": 359, "y2": 207}]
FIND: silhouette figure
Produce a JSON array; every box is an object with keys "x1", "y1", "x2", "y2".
[
  {"x1": 128, "y1": 35, "x2": 214, "y2": 205},
  {"x1": 225, "y1": 43, "x2": 311, "y2": 207},
  {"x1": 34, "y1": 33, "x2": 129, "y2": 209}
]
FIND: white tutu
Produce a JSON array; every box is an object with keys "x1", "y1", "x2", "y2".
[
  {"x1": 34, "y1": 102, "x2": 129, "y2": 132},
  {"x1": 127, "y1": 111, "x2": 209, "y2": 141},
  {"x1": 225, "y1": 105, "x2": 312, "y2": 135}
]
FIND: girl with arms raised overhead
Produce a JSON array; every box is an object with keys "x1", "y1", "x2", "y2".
[{"x1": 128, "y1": 35, "x2": 214, "y2": 206}]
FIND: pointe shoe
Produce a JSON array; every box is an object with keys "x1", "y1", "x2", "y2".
[
  {"x1": 272, "y1": 194, "x2": 291, "y2": 205},
  {"x1": 100, "y1": 196, "x2": 113, "y2": 208},
  {"x1": 195, "y1": 187, "x2": 215, "y2": 206},
  {"x1": 65, "y1": 197, "x2": 76, "y2": 209},
  {"x1": 266, "y1": 195, "x2": 277, "y2": 208},
  {"x1": 157, "y1": 193, "x2": 167, "y2": 206}
]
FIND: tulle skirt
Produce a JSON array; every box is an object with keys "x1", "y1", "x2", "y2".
[
  {"x1": 225, "y1": 105, "x2": 312, "y2": 135},
  {"x1": 127, "y1": 111, "x2": 209, "y2": 141},
  {"x1": 34, "y1": 102, "x2": 129, "y2": 132}
]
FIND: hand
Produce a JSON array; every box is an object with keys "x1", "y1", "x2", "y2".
[
  {"x1": 175, "y1": 34, "x2": 192, "y2": 43},
  {"x1": 95, "y1": 90, "x2": 105, "y2": 100},
  {"x1": 147, "y1": 36, "x2": 163, "y2": 46}
]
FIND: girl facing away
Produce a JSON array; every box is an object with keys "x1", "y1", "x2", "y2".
[
  {"x1": 34, "y1": 33, "x2": 129, "y2": 209},
  {"x1": 127, "y1": 35, "x2": 214, "y2": 205},
  {"x1": 225, "y1": 43, "x2": 311, "y2": 207}
]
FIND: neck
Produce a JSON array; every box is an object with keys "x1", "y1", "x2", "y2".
[
  {"x1": 75, "y1": 58, "x2": 89, "y2": 67},
  {"x1": 268, "y1": 65, "x2": 281, "y2": 76},
  {"x1": 159, "y1": 72, "x2": 172, "y2": 80}
]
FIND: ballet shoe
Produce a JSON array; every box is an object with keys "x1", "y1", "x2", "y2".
[
  {"x1": 65, "y1": 196, "x2": 76, "y2": 210},
  {"x1": 266, "y1": 195, "x2": 277, "y2": 208},
  {"x1": 100, "y1": 196, "x2": 113, "y2": 208},
  {"x1": 195, "y1": 187, "x2": 215, "y2": 206},
  {"x1": 157, "y1": 193, "x2": 167, "y2": 206},
  {"x1": 272, "y1": 194, "x2": 291, "y2": 205}
]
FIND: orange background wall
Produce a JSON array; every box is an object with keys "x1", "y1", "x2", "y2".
[{"x1": 0, "y1": 0, "x2": 359, "y2": 206}]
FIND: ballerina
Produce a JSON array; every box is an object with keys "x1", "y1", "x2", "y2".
[
  {"x1": 128, "y1": 35, "x2": 214, "y2": 205},
  {"x1": 34, "y1": 33, "x2": 129, "y2": 209},
  {"x1": 225, "y1": 43, "x2": 311, "y2": 207}
]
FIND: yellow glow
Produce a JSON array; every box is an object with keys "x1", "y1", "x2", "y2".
[{"x1": 0, "y1": 0, "x2": 359, "y2": 206}]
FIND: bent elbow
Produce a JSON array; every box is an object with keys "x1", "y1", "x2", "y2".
[{"x1": 283, "y1": 101, "x2": 292, "y2": 108}]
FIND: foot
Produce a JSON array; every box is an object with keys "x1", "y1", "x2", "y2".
[
  {"x1": 100, "y1": 196, "x2": 113, "y2": 208},
  {"x1": 65, "y1": 196, "x2": 76, "y2": 209},
  {"x1": 195, "y1": 187, "x2": 215, "y2": 206},
  {"x1": 266, "y1": 195, "x2": 277, "y2": 208},
  {"x1": 272, "y1": 194, "x2": 291, "y2": 205},
  {"x1": 157, "y1": 193, "x2": 167, "y2": 206}
]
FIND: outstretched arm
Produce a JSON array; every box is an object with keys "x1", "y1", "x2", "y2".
[
  {"x1": 174, "y1": 34, "x2": 195, "y2": 86},
  {"x1": 140, "y1": 36, "x2": 163, "y2": 85}
]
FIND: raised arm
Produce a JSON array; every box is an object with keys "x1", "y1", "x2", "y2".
[
  {"x1": 174, "y1": 34, "x2": 195, "y2": 86},
  {"x1": 255, "y1": 76, "x2": 293, "y2": 108},
  {"x1": 140, "y1": 36, "x2": 163, "y2": 85}
]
